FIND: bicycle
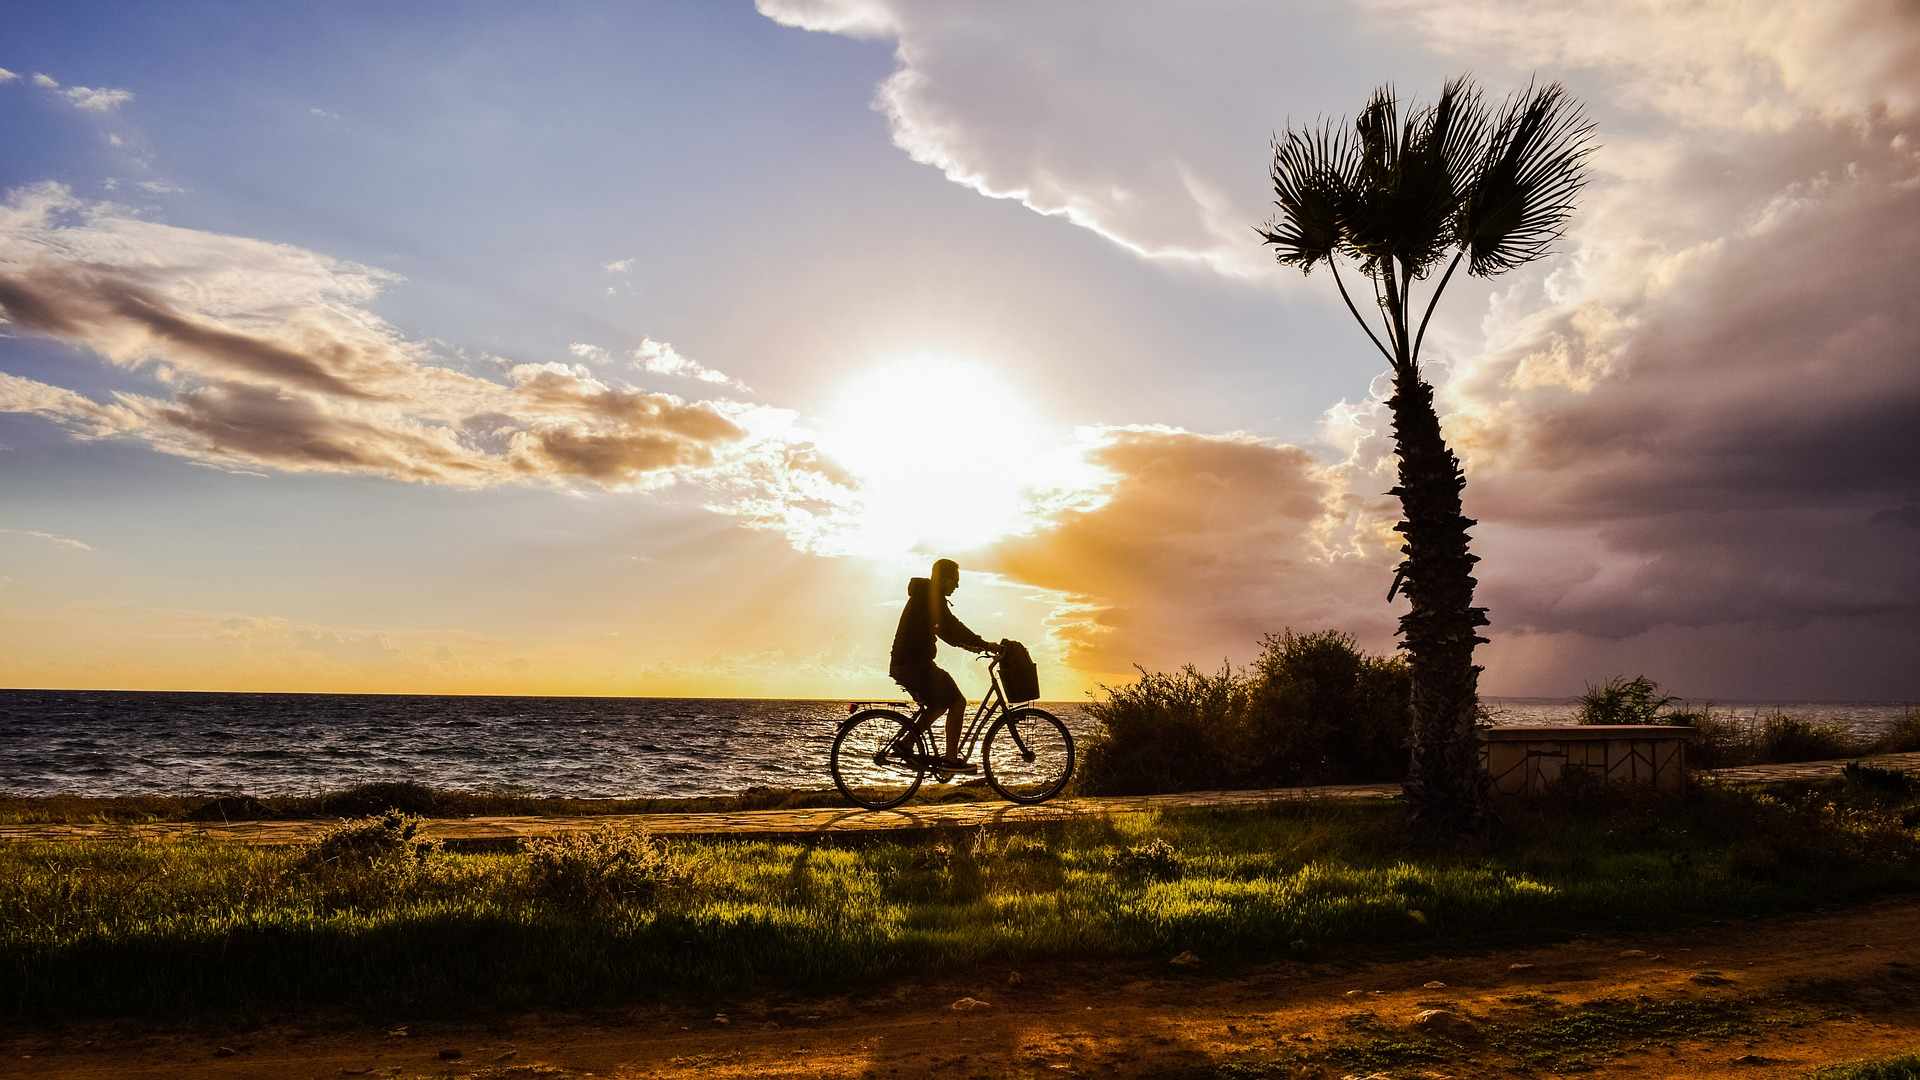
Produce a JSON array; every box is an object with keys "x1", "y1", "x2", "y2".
[{"x1": 830, "y1": 652, "x2": 1075, "y2": 810}]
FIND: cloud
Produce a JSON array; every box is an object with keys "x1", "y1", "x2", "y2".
[
  {"x1": 1305, "y1": 4, "x2": 1920, "y2": 694},
  {"x1": 632, "y1": 337, "x2": 752, "y2": 393},
  {"x1": 766, "y1": 1, "x2": 1920, "y2": 695},
  {"x1": 135, "y1": 181, "x2": 185, "y2": 195},
  {"x1": 975, "y1": 427, "x2": 1396, "y2": 677},
  {"x1": 0, "y1": 68, "x2": 17, "y2": 83},
  {"x1": 308, "y1": 106, "x2": 341, "y2": 120},
  {"x1": 20, "y1": 71, "x2": 133, "y2": 110},
  {"x1": 757, "y1": 1, "x2": 1920, "y2": 271},
  {"x1": 757, "y1": 1, "x2": 1331, "y2": 278},
  {"x1": 603, "y1": 257, "x2": 633, "y2": 273},
  {"x1": 1376, "y1": 0, "x2": 1920, "y2": 130},
  {"x1": 0, "y1": 528, "x2": 94, "y2": 551},
  {"x1": 62, "y1": 86, "x2": 133, "y2": 112},
  {"x1": 0, "y1": 183, "x2": 772, "y2": 491}
]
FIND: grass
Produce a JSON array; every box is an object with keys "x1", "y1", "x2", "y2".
[
  {"x1": 6, "y1": 774, "x2": 1920, "y2": 1021},
  {"x1": 1813, "y1": 1053, "x2": 1920, "y2": 1079},
  {"x1": 0, "y1": 778, "x2": 1004, "y2": 826}
]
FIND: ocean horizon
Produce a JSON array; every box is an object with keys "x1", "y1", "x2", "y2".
[{"x1": 3, "y1": 689, "x2": 1913, "y2": 800}]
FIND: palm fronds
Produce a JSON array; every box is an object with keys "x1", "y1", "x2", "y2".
[
  {"x1": 1459, "y1": 81, "x2": 1597, "y2": 275},
  {"x1": 1259, "y1": 76, "x2": 1595, "y2": 366},
  {"x1": 1257, "y1": 124, "x2": 1354, "y2": 274}
]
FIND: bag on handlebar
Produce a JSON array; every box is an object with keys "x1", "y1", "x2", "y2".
[{"x1": 998, "y1": 640, "x2": 1039, "y2": 704}]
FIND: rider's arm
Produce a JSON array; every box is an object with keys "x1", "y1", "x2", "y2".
[{"x1": 935, "y1": 599, "x2": 994, "y2": 653}]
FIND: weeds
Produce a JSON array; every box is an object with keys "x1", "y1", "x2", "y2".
[
  {"x1": 1111, "y1": 837, "x2": 1185, "y2": 881},
  {"x1": 525, "y1": 825, "x2": 688, "y2": 908},
  {"x1": 1577, "y1": 676, "x2": 1677, "y2": 726},
  {"x1": 7, "y1": 779, "x2": 1920, "y2": 1020},
  {"x1": 301, "y1": 810, "x2": 439, "y2": 871},
  {"x1": 1812, "y1": 1052, "x2": 1920, "y2": 1079}
]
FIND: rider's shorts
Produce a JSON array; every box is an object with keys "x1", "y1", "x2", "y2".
[{"x1": 891, "y1": 662, "x2": 961, "y2": 712}]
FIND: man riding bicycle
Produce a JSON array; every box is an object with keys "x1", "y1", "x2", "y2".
[{"x1": 890, "y1": 558, "x2": 999, "y2": 772}]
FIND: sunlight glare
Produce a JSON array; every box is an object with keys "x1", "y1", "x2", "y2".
[{"x1": 818, "y1": 356, "x2": 1056, "y2": 558}]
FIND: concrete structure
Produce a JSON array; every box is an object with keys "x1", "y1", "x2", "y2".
[{"x1": 1480, "y1": 724, "x2": 1693, "y2": 796}]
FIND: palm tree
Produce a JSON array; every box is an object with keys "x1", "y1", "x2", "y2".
[{"x1": 1259, "y1": 77, "x2": 1594, "y2": 836}]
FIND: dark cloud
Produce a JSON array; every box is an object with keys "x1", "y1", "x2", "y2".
[
  {"x1": 0, "y1": 189, "x2": 763, "y2": 492},
  {"x1": 0, "y1": 265, "x2": 388, "y2": 400},
  {"x1": 143, "y1": 381, "x2": 486, "y2": 483},
  {"x1": 508, "y1": 364, "x2": 745, "y2": 442},
  {"x1": 1449, "y1": 136, "x2": 1920, "y2": 656},
  {"x1": 509, "y1": 425, "x2": 725, "y2": 485}
]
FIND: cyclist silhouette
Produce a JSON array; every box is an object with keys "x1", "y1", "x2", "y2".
[{"x1": 890, "y1": 558, "x2": 1000, "y2": 772}]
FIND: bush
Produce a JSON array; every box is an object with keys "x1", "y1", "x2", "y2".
[
  {"x1": 1077, "y1": 629, "x2": 1410, "y2": 794},
  {"x1": 524, "y1": 824, "x2": 687, "y2": 909},
  {"x1": 1844, "y1": 762, "x2": 1920, "y2": 801},
  {"x1": 1577, "y1": 676, "x2": 1677, "y2": 725},
  {"x1": 1110, "y1": 838, "x2": 1184, "y2": 881},
  {"x1": 301, "y1": 811, "x2": 438, "y2": 871},
  {"x1": 1756, "y1": 714, "x2": 1855, "y2": 763},
  {"x1": 1870, "y1": 708, "x2": 1920, "y2": 755},
  {"x1": 1078, "y1": 663, "x2": 1252, "y2": 794},
  {"x1": 1244, "y1": 630, "x2": 1411, "y2": 786},
  {"x1": 315, "y1": 781, "x2": 441, "y2": 817}
]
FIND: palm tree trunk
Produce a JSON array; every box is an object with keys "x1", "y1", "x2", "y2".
[{"x1": 1386, "y1": 369, "x2": 1490, "y2": 836}]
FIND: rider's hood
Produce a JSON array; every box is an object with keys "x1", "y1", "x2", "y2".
[{"x1": 906, "y1": 576, "x2": 930, "y2": 600}]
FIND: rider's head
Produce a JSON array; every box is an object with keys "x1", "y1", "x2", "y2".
[{"x1": 932, "y1": 558, "x2": 960, "y2": 596}]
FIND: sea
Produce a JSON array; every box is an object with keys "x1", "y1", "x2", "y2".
[{"x1": 0, "y1": 690, "x2": 1914, "y2": 798}]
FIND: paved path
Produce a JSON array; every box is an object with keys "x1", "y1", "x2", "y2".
[{"x1": 5, "y1": 752, "x2": 1919, "y2": 848}]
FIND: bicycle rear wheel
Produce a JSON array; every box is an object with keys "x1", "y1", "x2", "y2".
[
  {"x1": 830, "y1": 709, "x2": 929, "y2": 810},
  {"x1": 982, "y1": 707, "x2": 1074, "y2": 804}
]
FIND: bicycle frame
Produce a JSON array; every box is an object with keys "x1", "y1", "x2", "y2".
[{"x1": 862, "y1": 655, "x2": 1023, "y2": 765}]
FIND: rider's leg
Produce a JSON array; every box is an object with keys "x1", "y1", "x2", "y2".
[{"x1": 944, "y1": 696, "x2": 965, "y2": 760}]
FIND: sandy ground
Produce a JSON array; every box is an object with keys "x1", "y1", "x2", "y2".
[{"x1": 7, "y1": 898, "x2": 1920, "y2": 1079}]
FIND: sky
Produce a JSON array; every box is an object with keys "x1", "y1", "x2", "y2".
[{"x1": 2, "y1": 1, "x2": 1917, "y2": 701}]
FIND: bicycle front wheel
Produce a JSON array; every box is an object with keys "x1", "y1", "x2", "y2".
[
  {"x1": 982, "y1": 707, "x2": 1074, "y2": 804},
  {"x1": 830, "y1": 709, "x2": 929, "y2": 810}
]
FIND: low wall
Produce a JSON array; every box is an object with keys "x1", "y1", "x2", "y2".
[{"x1": 1480, "y1": 724, "x2": 1693, "y2": 796}]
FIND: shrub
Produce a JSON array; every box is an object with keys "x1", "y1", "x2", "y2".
[
  {"x1": 1078, "y1": 663, "x2": 1252, "y2": 794},
  {"x1": 1673, "y1": 708, "x2": 1746, "y2": 770},
  {"x1": 1076, "y1": 629, "x2": 1410, "y2": 794},
  {"x1": 1110, "y1": 838, "x2": 1184, "y2": 881},
  {"x1": 525, "y1": 825, "x2": 687, "y2": 909},
  {"x1": 315, "y1": 781, "x2": 442, "y2": 817},
  {"x1": 1871, "y1": 708, "x2": 1920, "y2": 755},
  {"x1": 1844, "y1": 762, "x2": 1920, "y2": 801},
  {"x1": 301, "y1": 811, "x2": 439, "y2": 871},
  {"x1": 1244, "y1": 629, "x2": 1411, "y2": 786},
  {"x1": 1755, "y1": 714, "x2": 1856, "y2": 763},
  {"x1": 1577, "y1": 676, "x2": 1677, "y2": 725}
]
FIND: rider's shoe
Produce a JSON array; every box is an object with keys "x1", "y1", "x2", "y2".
[{"x1": 933, "y1": 754, "x2": 977, "y2": 773}]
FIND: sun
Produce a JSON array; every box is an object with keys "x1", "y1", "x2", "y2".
[{"x1": 817, "y1": 355, "x2": 1055, "y2": 559}]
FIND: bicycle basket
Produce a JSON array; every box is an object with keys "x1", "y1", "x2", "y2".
[{"x1": 998, "y1": 640, "x2": 1040, "y2": 704}]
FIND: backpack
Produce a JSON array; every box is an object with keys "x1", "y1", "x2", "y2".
[{"x1": 998, "y1": 640, "x2": 1040, "y2": 704}]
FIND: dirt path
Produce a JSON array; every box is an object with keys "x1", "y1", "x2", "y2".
[
  {"x1": 7, "y1": 752, "x2": 1919, "y2": 848},
  {"x1": 8, "y1": 898, "x2": 1920, "y2": 1079}
]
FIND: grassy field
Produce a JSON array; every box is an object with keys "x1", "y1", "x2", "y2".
[
  {"x1": 7, "y1": 770, "x2": 1920, "y2": 1022},
  {"x1": 0, "y1": 778, "x2": 1008, "y2": 826}
]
